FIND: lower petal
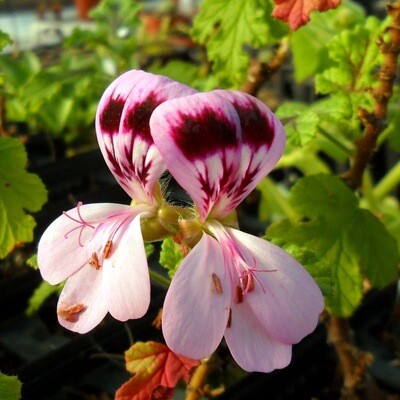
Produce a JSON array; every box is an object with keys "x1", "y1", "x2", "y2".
[
  {"x1": 162, "y1": 233, "x2": 230, "y2": 360},
  {"x1": 224, "y1": 301, "x2": 292, "y2": 373},
  {"x1": 57, "y1": 265, "x2": 108, "y2": 333},
  {"x1": 227, "y1": 228, "x2": 324, "y2": 345},
  {"x1": 102, "y1": 215, "x2": 151, "y2": 321}
]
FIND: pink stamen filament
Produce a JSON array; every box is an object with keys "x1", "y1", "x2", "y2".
[{"x1": 63, "y1": 202, "x2": 95, "y2": 247}]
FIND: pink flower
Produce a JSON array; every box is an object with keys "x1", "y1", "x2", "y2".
[
  {"x1": 38, "y1": 70, "x2": 195, "y2": 333},
  {"x1": 150, "y1": 90, "x2": 324, "y2": 372}
]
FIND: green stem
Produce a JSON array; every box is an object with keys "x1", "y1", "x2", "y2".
[
  {"x1": 373, "y1": 159, "x2": 400, "y2": 199},
  {"x1": 318, "y1": 126, "x2": 353, "y2": 156},
  {"x1": 149, "y1": 270, "x2": 171, "y2": 288},
  {"x1": 361, "y1": 171, "x2": 379, "y2": 211}
]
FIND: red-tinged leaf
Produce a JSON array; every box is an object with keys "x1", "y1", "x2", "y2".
[
  {"x1": 272, "y1": 0, "x2": 341, "y2": 30},
  {"x1": 116, "y1": 341, "x2": 200, "y2": 400}
]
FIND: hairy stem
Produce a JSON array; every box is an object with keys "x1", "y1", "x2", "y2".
[
  {"x1": 342, "y1": 3, "x2": 400, "y2": 190},
  {"x1": 328, "y1": 5, "x2": 400, "y2": 399},
  {"x1": 325, "y1": 315, "x2": 373, "y2": 400},
  {"x1": 149, "y1": 270, "x2": 170, "y2": 288}
]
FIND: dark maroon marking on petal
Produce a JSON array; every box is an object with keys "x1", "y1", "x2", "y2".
[
  {"x1": 197, "y1": 157, "x2": 236, "y2": 209},
  {"x1": 123, "y1": 92, "x2": 164, "y2": 143},
  {"x1": 105, "y1": 147, "x2": 125, "y2": 178},
  {"x1": 99, "y1": 97, "x2": 125, "y2": 134},
  {"x1": 173, "y1": 107, "x2": 238, "y2": 161},
  {"x1": 231, "y1": 102, "x2": 275, "y2": 149}
]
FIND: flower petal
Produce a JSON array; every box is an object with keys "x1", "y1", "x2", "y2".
[
  {"x1": 96, "y1": 69, "x2": 196, "y2": 203},
  {"x1": 162, "y1": 233, "x2": 230, "y2": 359},
  {"x1": 224, "y1": 300, "x2": 292, "y2": 372},
  {"x1": 102, "y1": 214, "x2": 151, "y2": 320},
  {"x1": 210, "y1": 90, "x2": 286, "y2": 219},
  {"x1": 227, "y1": 228, "x2": 324, "y2": 344},
  {"x1": 57, "y1": 265, "x2": 108, "y2": 333},
  {"x1": 38, "y1": 203, "x2": 134, "y2": 285},
  {"x1": 150, "y1": 92, "x2": 242, "y2": 221}
]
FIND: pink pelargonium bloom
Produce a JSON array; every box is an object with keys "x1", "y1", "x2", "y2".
[
  {"x1": 38, "y1": 70, "x2": 195, "y2": 333},
  {"x1": 149, "y1": 90, "x2": 324, "y2": 372}
]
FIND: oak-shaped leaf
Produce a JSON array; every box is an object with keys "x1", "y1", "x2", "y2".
[
  {"x1": 0, "y1": 137, "x2": 47, "y2": 258},
  {"x1": 272, "y1": 0, "x2": 341, "y2": 31},
  {"x1": 116, "y1": 341, "x2": 200, "y2": 400}
]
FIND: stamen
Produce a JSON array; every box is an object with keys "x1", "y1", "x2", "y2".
[
  {"x1": 102, "y1": 240, "x2": 113, "y2": 259},
  {"x1": 57, "y1": 303, "x2": 86, "y2": 322},
  {"x1": 243, "y1": 271, "x2": 255, "y2": 293},
  {"x1": 234, "y1": 285, "x2": 243, "y2": 304},
  {"x1": 63, "y1": 202, "x2": 95, "y2": 247},
  {"x1": 88, "y1": 252, "x2": 101, "y2": 270},
  {"x1": 227, "y1": 308, "x2": 232, "y2": 328},
  {"x1": 211, "y1": 272, "x2": 223, "y2": 295}
]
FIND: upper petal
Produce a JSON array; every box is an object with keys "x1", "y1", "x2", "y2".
[
  {"x1": 57, "y1": 264, "x2": 108, "y2": 333},
  {"x1": 102, "y1": 213, "x2": 151, "y2": 321},
  {"x1": 38, "y1": 203, "x2": 135, "y2": 285},
  {"x1": 150, "y1": 92, "x2": 242, "y2": 221},
  {"x1": 96, "y1": 69, "x2": 196, "y2": 203},
  {"x1": 224, "y1": 300, "x2": 292, "y2": 372},
  {"x1": 210, "y1": 90, "x2": 286, "y2": 219},
  {"x1": 226, "y1": 228, "x2": 324, "y2": 345},
  {"x1": 162, "y1": 233, "x2": 230, "y2": 360}
]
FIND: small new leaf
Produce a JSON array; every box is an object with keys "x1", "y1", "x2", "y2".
[
  {"x1": 116, "y1": 341, "x2": 199, "y2": 400},
  {"x1": 315, "y1": 16, "x2": 386, "y2": 110},
  {"x1": 0, "y1": 137, "x2": 47, "y2": 258},
  {"x1": 290, "y1": 1, "x2": 366, "y2": 81},
  {"x1": 0, "y1": 372, "x2": 22, "y2": 400},
  {"x1": 159, "y1": 238, "x2": 183, "y2": 278},
  {"x1": 267, "y1": 174, "x2": 399, "y2": 317}
]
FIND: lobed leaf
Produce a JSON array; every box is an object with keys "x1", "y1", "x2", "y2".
[
  {"x1": 0, "y1": 137, "x2": 47, "y2": 258},
  {"x1": 267, "y1": 174, "x2": 399, "y2": 317},
  {"x1": 159, "y1": 238, "x2": 183, "y2": 278},
  {"x1": 116, "y1": 341, "x2": 199, "y2": 400}
]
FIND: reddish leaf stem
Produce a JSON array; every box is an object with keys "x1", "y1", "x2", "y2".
[
  {"x1": 342, "y1": 3, "x2": 400, "y2": 190},
  {"x1": 241, "y1": 39, "x2": 289, "y2": 96},
  {"x1": 328, "y1": 4, "x2": 400, "y2": 399}
]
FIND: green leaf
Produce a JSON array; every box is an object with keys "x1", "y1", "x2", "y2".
[
  {"x1": 257, "y1": 177, "x2": 292, "y2": 222},
  {"x1": 290, "y1": 0, "x2": 366, "y2": 82},
  {"x1": 0, "y1": 52, "x2": 41, "y2": 90},
  {"x1": 275, "y1": 102, "x2": 319, "y2": 147},
  {"x1": 267, "y1": 174, "x2": 399, "y2": 317},
  {"x1": 0, "y1": 137, "x2": 48, "y2": 258},
  {"x1": 277, "y1": 243, "x2": 334, "y2": 298},
  {"x1": 0, "y1": 31, "x2": 12, "y2": 51},
  {"x1": 26, "y1": 281, "x2": 63, "y2": 316},
  {"x1": 314, "y1": 16, "x2": 386, "y2": 110},
  {"x1": 0, "y1": 372, "x2": 22, "y2": 400},
  {"x1": 159, "y1": 238, "x2": 183, "y2": 278},
  {"x1": 148, "y1": 60, "x2": 199, "y2": 86},
  {"x1": 191, "y1": 0, "x2": 288, "y2": 87}
]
